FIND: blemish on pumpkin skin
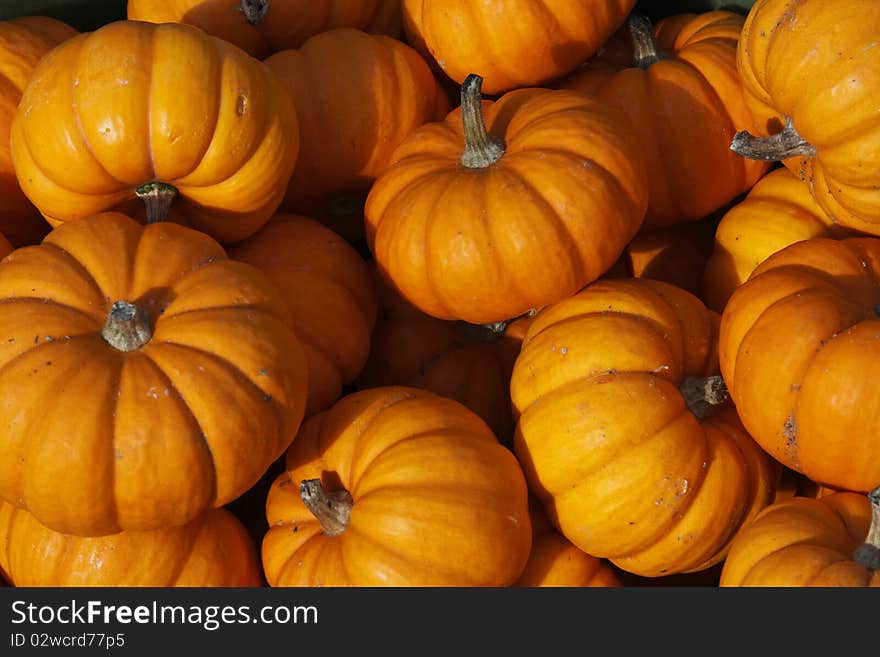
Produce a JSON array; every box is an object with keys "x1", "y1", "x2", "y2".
[{"x1": 236, "y1": 94, "x2": 248, "y2": 117}]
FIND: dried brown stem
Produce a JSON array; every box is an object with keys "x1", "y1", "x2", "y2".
[
  {"x1": 628, "y1": 13, "x2": 663, "y2": 69},
  {"x1": 101, "y1": 301, "x2": 153, "y2": 352},
  {"x1": 460, "y1": 74, "x2": 505, "y2": 169},
  {"x1": 852, "y1": 485, "x2": 880, "y2": 571},
  {"x1": 730, "y1": 117, "x2": 817, "y2": 161},
  {"x1": 239, "y1": 0, "x2": 269, "y2": 25},
  {"x1": 135, "y1": 182, "x2": 178, "y2": 224},
  {"x1": 300, "y1": 479, "x2": 353, "y2": 537},
  {"x1": 680, "y1": 375, "x2": 729, "y2": 420}
]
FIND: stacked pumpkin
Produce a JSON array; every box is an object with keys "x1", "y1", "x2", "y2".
[{"x1": 0, "y1": 0, "x2": 877, "y2": 588}]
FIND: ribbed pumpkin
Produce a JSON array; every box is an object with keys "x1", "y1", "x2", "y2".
[
  {"x1": 702, "y1": 167, "x2": 857, "y2": 312},
  {"x1": 512, "y1": 278, "x2": 778, "y2": 577},
  {"x1": 262, "y1": 386, "x2": 533, "y2": 586},
  {"x1": 0, "y1": 503, "x2": 263, "y2": 587},
  {"x1": 733, "y1": 0, "x2": 880, "y2": 235},
  {"x1": 227, "y1": 213, "x2": 378, "y2": 417},
  {"x1": 402, "y1": 0, "x2": 637, "y2": 95},
  {"x1": 719, "y1": 237, "x2": 880, "y2": 493},
  {"x1": 366, "y1": 74, "x2": 649, "y2": 325},
  {"x1": 0, "y1": 212, "x2": 309, "y2": 537},
  {"x1": 0, "y1": 16, "x2": 77, "y2": 248},
  {"x1": 720, "y1": 487, "x2": 880, "y2": 587},
  {"x1": 10, "y1": 19, "x2": 299, "y2": 244},
  {"x1": 559, "y1": 11, "x2": 769, "y2": 227},
  {"x1": 127, "y1": 0, "x2": 403, "y2": 59}
]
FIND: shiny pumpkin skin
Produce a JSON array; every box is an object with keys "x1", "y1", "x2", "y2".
[
  {"x1": 737, "y1": 0, "x2": 880, "y2": 235},
  {"x1": 227, "y1": 213, "x2": 378, "y2": 417},
  {"x1": 0, "y1": 16, "x2": 77, "y2": 248},
  {"x1": 127, "y1": 0, "x2": 403, "y2": 59},
  {"x1": 720, "y1": 491, "x2": 880, "y2": 587},
  {"x1": 264, "y1": 28, "x2": 450, "y2": 222},
  {"x1": 365, "y1": 87, "x2": 649, "y2": 325},
  {"x1": 402, "y1": 0, "x2": 637, "y2": 95},
  {"x1": 512, "y1": 278, "x2": 778, "y2": 577},
  {"x1": 702, "y1": 167, "x2": 856, "y2": 312},
  {"x1": 0, "y1": 503, "x2": 263, "y2": 587},
  {"x1": 560, "y1": 11, "x2": 769, "y2": 227},
  {"x1": 0, "y1": 212, "x2": 308, "y2": 537},
  {"x1": 262, "y1": 386, "x2": 533, "y2": 586},
  {"x1": 719, "y1": 237, "x2": 880, "y2": 493},
  {"x1": 10, "y1": 20, "x2": 299, "y2": 243}
]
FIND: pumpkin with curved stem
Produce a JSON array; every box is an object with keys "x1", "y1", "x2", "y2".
[
  {"x1": 720, "y1": 486, "x2": 880, "y2": 586},
  {"x1": 0, "y1": 16, "x2": 77, "y2": 248},
  {"x1": 227, "y1": 213, "x2": 378, "y2": 417},
  {"x1": 702, "y1": 167, "x2": 858, "y2": 312},
  {"x1": 365, "y1": 74, "x2": 649, "y2": 325},
  {"x1": 127, "y1": 0, "x2": 403, "y2": 59},
  {"x1": 0, "y1": 503, "x2": 263, "y2": 587},
  {"x1": 264, "y1": 28, "x2": 450, "y2": 228},
  {"x1": 733, "y1": 0, "x2": 880, "y2": 235},
  {"x1": 262, "y1": 386, "x2": 532, "y2": 586},
  {"x1": 719, "y1": 237, "x2": 880, "y2": 493},
  {"x1": 559, "y1": 11, "x2": 769, "y2": 227},
  {"x1": 512, "y1": 278, "x2": 778, "y2": 577},
  {"x1": 402, "y1": 0, "x2": 636, "y2": 95},
  {"x1": 10, "y1": 19, "x2": 299, "y2": 244},
  {"x1": 0, "y1": 212, "x2": 309, "y2": 537}
]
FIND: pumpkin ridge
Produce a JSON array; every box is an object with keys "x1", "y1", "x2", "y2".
[
  {"x1": 36, "y1": 240, "x2": 112, "y2": 310},
  {"x1": 160, "y1": 510, "x2": 211, "y2": 586}
]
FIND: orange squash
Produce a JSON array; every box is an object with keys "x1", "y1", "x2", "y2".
[
  {"x1": 512, "y1": 278, "x2": 778, "y2": 577},
  {"x1": 0, "y1": 503, "x2": 262, "y2": 587},
  {"x1": 10, "y1": 20, "x2": 299, "y2": 244},
  {"x1": 0, "y1": 212, "x2": 309, "y2": 537},
  {"x1": 0, "y1": 16, "x2": 77, "y2": 248},
  {"x1": 227, "y1": 213, "x2": 378, "y2": 417},
  {"x1": 262, "y1": 386, "x2": 532, "y2": 586}
]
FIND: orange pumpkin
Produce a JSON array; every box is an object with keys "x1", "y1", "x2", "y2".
[
  {"x1": 512, "y1": 278, "x2": 778, "y2": 577},
  {"x1": 227, "y1": 213, "x2": 378, "y2": 417},
  {"x1": 516, "y1": 497, "x2": 620, "y2": 587},
  {"x1": 559, "y1": 11, "x2": 769, "y2": 227},
  {"x1": 402, "y1": 0, "x2": 637, "y2": 95},
  {"x1": 10, "y1": 19, "x2": 299, "y2": 244},
  {"x1": 127, "y1": 0, "x2": 403, "y2": 59},
  {"x1": 719, "y1": 237, "x2": 880, "y2": 493},
  {"x1": 0, "y1": 503, "x2": 262, "y2": 587},
  {"x1": 733, "y1": 0, "x2": 880, "y2": 235},
  {"x1": 720, "y1": 487, "x2": 880, "y2": 586},
  {"x1": 702, "y1": 167, "x2": 858, "y2": 312},
  {"x1": 366, "y1": 74, "x2": 649, "y2": 325},
  {"x1": 0, "y1": 212, "x2": 309, "y2": 537},
  {"x1": 262, "y1": 386, "x2": 532, "y2": 586},
  {"x1": 0, "y1": 16, "x2": 77, "y2": 248}
]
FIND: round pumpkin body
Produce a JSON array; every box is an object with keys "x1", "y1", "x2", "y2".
[
  {"x1": 127, "y1": 0, "x2": 402, "y2": 59},
  {"x1": 262, "y1": 386, "x2": 532, "y2": 586},
  {"x1": 227, "y1": 213, "x2": 378, "y2": 417},
  {"x1": 0, "y1": 503, "x2": 262, "y2": 587},
  {"x1": 702, "y1": 167, "x2": 856, "y2": 312},
  {"x1": 402, "y1": 0, "x2": 636, "y2": 95},
  {"x1": 0, "y1": 16, "x2": 77, "y2": 247},
  {"x1": 736, "y1": 0, "x2": 880, "y2": 235},
  {"x1": 365, "y1": 81, "x2": 649, "y2": 325},
  {"x1": 0, "y1": 212, "x2": 309, "y2": 537},
  {"x1": 720, "y1": 490, "x2": 880, "y2": 586},
  {"x1": 560, "y1": 11, "x2": 769, "y2": 227},
  {"x1": 10, "y1": 19, "x2": 299, "y2": 244},
  {"x1": 719, "y1": 237, "x2": 880, "y2": 493},
  {"x1": 264, "y1": 28, "x2": 450, "y2": 224},
  {"x1": 512, "y1": 278, "x2": 778, "y2": 577}
]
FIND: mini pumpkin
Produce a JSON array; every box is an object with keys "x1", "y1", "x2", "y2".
[
  {"x1": 10, "y1": 19, "x2": 299, "y2": 243},
  {"x1": 0, "y1": 212, "x2": 309, "y2": 537},
  {"x1": 262, "y1": 386, "x2": 532, "y2": 586}
]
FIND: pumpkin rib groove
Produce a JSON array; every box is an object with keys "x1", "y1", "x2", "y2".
[
  {"x1": 104, "y1": 356, "x2": 127, "y2": 532},
  {"x1": 157, "y1": 303, "x2": 286, "y2": 325},
  {"x1": 159, "y1": 511, "x2": 209, "y2": 586},
  {"x1": 37, "y1": 240, "x2": 112, "y2": 307},
  {"x1": 0, "y1": 331, "x2": 98, "y2": 382},
  {"x1": 0, "y1": 298, "x2": 101, "y2": 327}
]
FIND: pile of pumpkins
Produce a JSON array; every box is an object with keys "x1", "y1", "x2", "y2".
[{"x1": 0, "y1": 0, "x2": 878, "y2": 588}]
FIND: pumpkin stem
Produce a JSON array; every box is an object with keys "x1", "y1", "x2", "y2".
[
  {"x1": 730, "y1": 117, "x2": 817, "y2": 161},
  {"x1": 852, "y1": 485, "x2": 880, "y2": 571},
  {"x1": 135, "y1": 182, "x2": 178, "y2": 224},
  {"x1": 238, "y1": 0, "x2": 269, "y2": 26},
  {"x1": 300, "y1": 479, "x2": 353, "y2": 537},
  {"x1": 628, "y1": 13, "x2": 664, "y2": 69},
  {"x1": 460, "y1": 74, "x2": 505, "y2": 169},
  {"x1": 101, "y1": 301, "x2": 153, "y2": 352},
  {"x1": 457, "y1": 307, "x2": 538, "y2": 343},
  {"x1": 679, "y1": 375, "x2": 729, "y2": 420}
]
